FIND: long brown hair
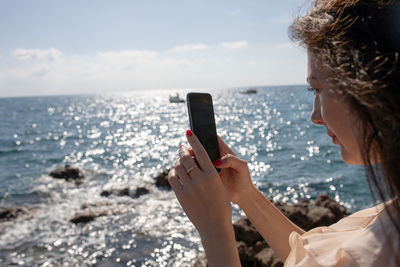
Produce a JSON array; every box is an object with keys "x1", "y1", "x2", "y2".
[{"x1": 289, "y1": 0, "x2": 400, "y2": 236}]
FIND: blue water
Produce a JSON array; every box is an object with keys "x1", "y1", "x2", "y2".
[{"x1": 0, "y1": 86, "x2": 371, "y2": 266}]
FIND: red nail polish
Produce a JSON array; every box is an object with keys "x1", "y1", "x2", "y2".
[
  {"x1": 186, "y1": 130, "x2": 193, "y2": 136},
  {"x1": 213, "y1": 160, "x2": 222, "y2": 166}
]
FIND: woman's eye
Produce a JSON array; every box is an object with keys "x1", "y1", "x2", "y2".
[{"x1": 307, "y1": 86, "x2": 320, "y2": 94}]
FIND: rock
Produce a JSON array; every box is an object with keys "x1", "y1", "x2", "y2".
[
  {"x1": 49, "y1": 165, "x2": 84, "y2": 184},
  {"x1": 308, "y1": 206, "x2": 337, "y2": 228},
  {"x1": 254, "y1": 240, "x2": 269, "y2": 253},
  {"x1": 70, "y1": 207, "x2": 124, "y2": 224},
  {"x1": 315, "y1": 193, "x2": 350, "y2": 220},
  {"x1": 293, "y1": 199, "x2": 311, "y2": 210},
  {"x1": 238, "y1": 241, "x2": 257, "y2": 265},
  {"x1": 233, "y1": 217, "x2": 263, "y2": 245},
  {"x1": 100, "y1": 187, "x2": 150, "y2": 199},
  {"x1": 273, "y1": 195, "x2": 350, "y2": 231},
  {"x1": 99, "y1": 190, "x2": 111, "y2": 197},
  {"x1": 134, "y1": 187, "x2": 150, "y2": 198},
  {"x1": 0, "y1": 206, "x2": 33, "y2": 223},
  {"x1": 254, "y1": 248, "x2": 282, "y2": 267},
  {"x1": 271, "y1": 258, "x2": 284, "y2": 267},
  {"x1": 118, "y1": 188, "x2": 130, "y2": 196},
  {"x1": 100, "y1": 188, "x2": 130, "y2": 197},
  {"x1": 70, "y1": 211, "x2": 98, "y2": 224},
  {"x1": 154, "y1": 169, "x2": 171, "y2": 189},
  {"x1": 71, "y1": 200, "x2": 131, "y2": 224},
  {"x1": 276, "y1": 203, "x2": 311, "y2": 230},
  {"x1": 69, "y1": 207, "x2": 113, "y2": 224}
]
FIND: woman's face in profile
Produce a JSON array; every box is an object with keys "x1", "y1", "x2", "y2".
[{"x1": 307, "y1": 50, "x2": 364, "y2": 165}]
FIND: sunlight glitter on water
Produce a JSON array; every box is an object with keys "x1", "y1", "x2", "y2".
[{"x1": 0, "y1": 87, "x2": 370, "y2": 266}]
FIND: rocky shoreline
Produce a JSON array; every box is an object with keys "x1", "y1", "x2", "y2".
[
  {"x1": 1, "y1": 166, "x2": 351, "y2": 266},
  {"x1": 0, "y1": 165, "x2": 172, "y2": 224}
]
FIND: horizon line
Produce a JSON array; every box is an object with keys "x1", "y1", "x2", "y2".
[{"x1": 0, "y1": 83, "x2": 307, "y2": 100}]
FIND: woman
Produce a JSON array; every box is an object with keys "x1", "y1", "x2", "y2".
[{"x1": 168, "y1": 0, "x2": 400, "y2": 266}]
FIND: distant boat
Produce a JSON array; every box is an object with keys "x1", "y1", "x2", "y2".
[
  {"x1": 239, "y1": 88, "x2": 257, "y2": 94},
  {"x1": 169, "y1": 93, "x2": 185, "y2": 103}
]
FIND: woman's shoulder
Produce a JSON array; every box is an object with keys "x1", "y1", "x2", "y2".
[
  {"x1": 329, "y1": 202, "x2": 386, "y2": 231},
  {"x1": 341, "y1": 202, "x2": 400, "y2": 267}
]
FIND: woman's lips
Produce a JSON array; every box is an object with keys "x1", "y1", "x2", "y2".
[
  {"x1": 327, "y1": 132, "x2": 339, "y2": 145},
  {"x1": 331, "y1": 135, "x2": 338, "y2": 144}
]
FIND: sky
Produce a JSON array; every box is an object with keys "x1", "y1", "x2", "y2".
[{"x1": 0, "y1": 0, "x2": 309, "y2": 98}]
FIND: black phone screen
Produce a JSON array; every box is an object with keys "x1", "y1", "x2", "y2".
[{"x1": 187, "y1": 93, "x2": 220, "y2": 163}]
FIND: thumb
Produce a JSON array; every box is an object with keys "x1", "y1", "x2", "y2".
[
  {"x1": 213, "y1": 154, "x2": 247, "y2": 170},
  {"x1": 217, "y1": 135, "x2": 237, "y2": 157}
]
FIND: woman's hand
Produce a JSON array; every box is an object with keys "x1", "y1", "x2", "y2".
[
  {"x1": 168, "y1": 131, "x2": 242, "y2": 266},
  {"x1": 168, "y1": 130, "x2": 233, "y2": 237},
  {"x1": 214, "y1": 136, "x2": 256, "y2": 206}
]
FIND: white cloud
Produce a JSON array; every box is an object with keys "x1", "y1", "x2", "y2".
[
  {"x1": 171, "y1": 44, "x2": 209, "y2": 52},
  {"x1": 12, "y1": 48, "x2": 64, "y2": 62},
  {"x1": 219, "y1": 41, "x2": 248, "y2": 50},
  {"x1": 0, "y1": 43, "x2": 306, "y2": 97},
  {"x1": 96, "y1": 50, "x2": 157, "y2": 70},
  {"x1": 97, "y1": 50, "x2": 157, "y2": 61}
]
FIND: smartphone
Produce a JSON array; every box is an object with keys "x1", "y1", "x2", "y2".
[{"x1": 186, "y1": 93, "x2": 220, "y2": 170}]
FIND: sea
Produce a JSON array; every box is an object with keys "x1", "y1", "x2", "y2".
[{"x1": 0, "y1": 86, "x2": 372, "y2": 266}]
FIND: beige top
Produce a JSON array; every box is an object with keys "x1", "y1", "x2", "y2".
[{"x1": 285, "y1": 202, "x2": 399, "y2": 267}]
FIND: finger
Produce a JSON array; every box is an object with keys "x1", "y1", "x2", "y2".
[
  {"x1": 175, "y1": 164, "x2": 192, "y2": 184},
  {"x1": 185, "y1": 130, "x2": 214, "y2": 171},
  {"x1": 217, "y1": 135, "x2": 237, "y2": 157},
  {"x1": 174, "y1": 156, "x2": 180, "y2": 167},
  {"x1": 168, "y1": 169, "x2": 183, "y2": 191},
  {"x1": 213, "y1": 153, "x2": 247, "y2": 170},
  {"x1": 179, "y1": 144, "x2": 202, "y2": 176}
]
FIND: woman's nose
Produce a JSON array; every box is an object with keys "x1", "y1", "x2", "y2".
[{"x1": 310, "y1": 95, "x2": 324, "y2": 125}]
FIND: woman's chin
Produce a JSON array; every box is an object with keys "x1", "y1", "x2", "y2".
[{"x1": 339, "y1": 146, "x2": 364, "y2": 165}]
